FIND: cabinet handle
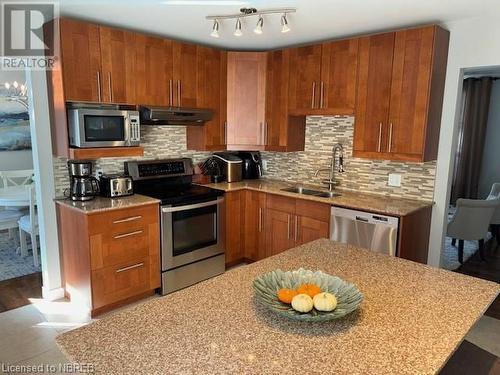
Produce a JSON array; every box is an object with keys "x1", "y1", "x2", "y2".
[
  {"x1": 287, "y1": 214, "x2": 291, "y2": 239},
  {"x1": 377, "y1": 123, "x2": 383, "y2": 152},
  {"x1": 177, "y1": 79, "x2": 181, "y2": 106},
  {"x1": 258, "y1": 208, "x2": 263, "y2": 232},
  {"x1": 294, "y1": 215, "x2": 298, "y2": 241},
  {"x1": 311, "y1": 82, "x2": 316, "y2": 109},
  {"x1": 116, "y1": 262, "x2": 144, "y2": 273},
  {"x1": 320, "y1": 81, "x2": 324, "y2": 109},
  {"x1": 113, "y1": 230, "x2": 143, "y2": 239},
  {"x1": 388, "y1": 123, "x2": 393, "y2": 153},
  {"x1": 264, "y1": 121, "x2": 268, "y2": 146},
  {"x1": 113, "y1": 215, "x2": 142, "y2": 224},
  {"x1": 224, "y1": 121, "x2": 227, "y2": 144},
  {"x1": 169, "y1": 79, "x2": 173, "y2": 106},
  {"x1": 108, "y1": 72, "x2": 113, "y2": 102},
  {"x1": 96, "y1": 71, "x2": 102, "y2": 102}
]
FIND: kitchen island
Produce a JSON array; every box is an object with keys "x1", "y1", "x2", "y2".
[{"x1": 56, "y1": 239, "x2": 499, "y2": 374}]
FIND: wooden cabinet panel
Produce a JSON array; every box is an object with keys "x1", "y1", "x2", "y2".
[
  {"x1": 173, "y1": 41, "x2": 198, "y2": 107},
  {"x1": 296, "y1": 216, "x2": 329, "y2": 246},
  {"x1": 295, "y1": 199, "x2": 331, "y2": 222},
  {"x1": 99, "y1": 26, "x2": 136, "y2": 104},
  {"x1": 135, "y1": 34, "x2": 172, "y2": 106},
  {"x1": 288, "y1": 45, "x2": 323, "y2": 112},
  {"x1": 353, "y1": 32, "x2": 396, "y2": 157},
  {"x1": 243, "y1": 191, "x2": 267, "y2": 261},
  {"x1": 321, "y1": 39, "x2": 359, "y2": 114},
  {"x1": 60, "y1": 19, "x2": 101, "y2": 102},
  {"x1": 265, "y1": 208, "x2": 296, "y2": 257},
  {"x1": 187, "y1": 47, "x2": 227, "y2": 151},
  {"x1": 226, "y1": 52, "x2": 267, "y2": 150},
  {"x1": 266, "y1": 194, "x2": 296, "y2": 213},
  {"x1": 224, "y1": 191, "x2": 244, "y2": 265}
]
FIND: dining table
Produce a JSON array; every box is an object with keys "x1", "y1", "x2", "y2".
[{"x1": 0, "y1": 185, "x2": 30, "y2": 207}]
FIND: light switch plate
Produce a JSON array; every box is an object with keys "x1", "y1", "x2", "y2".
[
  {"x1": 388, "y1": 173, "x2": 401, "y2": 187},
  {"x1": 261, "y1": 159, "x2": 268, "y2": 171}
]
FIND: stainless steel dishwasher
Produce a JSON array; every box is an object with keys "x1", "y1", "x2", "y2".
[{"x1": 330, "y1": 207, "x2": 399, "y2": 256}]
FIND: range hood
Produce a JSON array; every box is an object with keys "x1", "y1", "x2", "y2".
[{"x1": 139, "y1": 106, "x2": 213, "y2": 126}]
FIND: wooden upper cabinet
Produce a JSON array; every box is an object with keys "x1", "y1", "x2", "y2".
[
  {"x1": 354, "y1": 26, "x2": 449, "y2": 162},
  {"x1": 226, "y1": 52, "x2": 267, "y2": 150},
  {"x1": 186, "y1": 46, "x2": 227, "y2": 151},
  {"x1": 320, "y1": 39, "x2": 359, "y2": 114},
  {"x1": 288, "y1": 45, "x2": 323, "y2": 113},
  {"x1": 172, "y1": 42, "x2": 198, "y2": 107},
  {"x1": 59, "y1": 19, "x2": 101, "y2": 102},
  {"x1": 99, "y1": 26, "x2": 136, "y2": 104},
  {"x1": 353, "y1": 32, "x2": 396, "y2": 157},
  {"x1": 135, "y1": 34, "x2": 172, "y2": 106},
  {"x1": 387, "y1": 26, "x2": 449, "y2": 161}
]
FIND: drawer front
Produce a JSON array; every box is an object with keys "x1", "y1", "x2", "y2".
[
  {"x1": 88, "y1": 204, "x2": 159, "y2": 235},
  {"x1": 266, "y1": 193, "x2": 296, "y2": 213},
  {"x1": 91, "y1": 255, "x2": 159, "y2": 309},
  {"x1": 295, "y1": 199, "x2": 330, "y2": 222}
]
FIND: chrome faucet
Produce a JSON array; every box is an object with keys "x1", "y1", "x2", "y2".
[{"x1": 314, "y1": 143, "x2": 345, "y2": 191}]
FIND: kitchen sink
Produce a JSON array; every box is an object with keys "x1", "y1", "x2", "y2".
[{"x1": 280, "y1": 187, "x2": 341, "y2": 198}]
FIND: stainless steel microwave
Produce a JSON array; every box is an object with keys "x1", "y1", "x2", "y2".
[{"x1": 68, "y1": 108, "x2": 140, "y2": 148}]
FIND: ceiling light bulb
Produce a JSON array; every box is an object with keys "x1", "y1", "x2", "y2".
[
  {"x1": 13, "y1": 81, "x2": 19, "y2": 88},
  {"x1": 254, "y1": 16, "x2": 263, "y2": 35},
  {"x1": 211, "y1": 19, "x2": 220, "y2": 38},
  {"x1": 4, "y1": 82, "x2": 10, "y2": 89},
  {"x1": 234, "y1": 18, "x2": 242, "y2": 37},
  {"x1": 281, "y1": 14, "x2": 290, "y2": 33}
]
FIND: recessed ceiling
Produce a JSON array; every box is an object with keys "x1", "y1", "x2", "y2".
[{"x1": 58, "y1": 0, "x2": 500, "y2": 50}]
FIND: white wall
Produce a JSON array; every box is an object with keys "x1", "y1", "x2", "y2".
[
  {"x1": 478, "y1": 80, "x2": 500, "y2": 198},
  {"x1": 429, "y1": 15, "x2": 500, "y2": 267},
  {"x1": 0, "y1": 150, "x2": 33, "y2": 170}
]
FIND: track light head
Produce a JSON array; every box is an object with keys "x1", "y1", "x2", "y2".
[
  {"x1": 234, "y1": 18, "x2": 243, "y2": 37},
  {"x1": 254, "y1": 16, "x2": 263, "y2": 35},
  {"x1": 281, "y1": 14, "x2": 290, "y2": 33},
  {"x1": 210, "y1": 19, "x2": 220, "y2": 38}
]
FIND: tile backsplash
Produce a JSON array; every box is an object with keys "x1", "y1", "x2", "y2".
[{"x1": 53, "y1": 116, "x2": 436, "y2": 201}]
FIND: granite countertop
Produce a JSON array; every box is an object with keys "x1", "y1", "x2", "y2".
[
  {"x1": 56, "y1": 239, "x2": 499, "y2": 375},
  {"x1": 202, "y1": 179, "x2": 433, "y2": 216},
  {"x1": 55, "y1": 194, "x2": 160, "y2": 214}
]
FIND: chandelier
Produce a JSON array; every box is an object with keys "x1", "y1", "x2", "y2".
[{"x1": 3, "y1": 81, "x2": 28, "y2": 109}]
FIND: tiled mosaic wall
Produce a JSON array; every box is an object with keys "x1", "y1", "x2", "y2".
[
  {"x1": 53, "y1": 116, "x2": 436, "y2": 201},
  {"x1": 262, "y1": 116, "x2": 436, "y2": 201}
]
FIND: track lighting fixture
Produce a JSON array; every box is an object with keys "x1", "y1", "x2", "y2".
[
  {"x1": 281, "y1": 13, "x2": 290, "y2": 33},
  {"x1": 234, "y1": 18, "x2": 242, "y2": 37},
  {"x1": 254, "y1": 16, "x2": 263, "y2": 34},
  {"x1": 210, "y1": 19, "x2": 220, "y2": 38},
  {"x1": 207, "y1": 7, "x2": 295, "y2": 38}
]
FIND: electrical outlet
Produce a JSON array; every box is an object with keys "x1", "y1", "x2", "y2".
[
  {"x1": 261, "y1": 159, "x2": 268, "y2": 171},
  {"x1": 388, "y1": 174, "x2": 401, "y2": 187}
]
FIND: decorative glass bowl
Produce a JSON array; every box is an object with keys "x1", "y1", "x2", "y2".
[{"x1": 253, "y1": 268, "x2": 363, "y2": 322}]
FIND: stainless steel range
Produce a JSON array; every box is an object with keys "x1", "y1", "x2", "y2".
[{"x1": 125, "y1": 158, "x2": 225, "y2": 295}]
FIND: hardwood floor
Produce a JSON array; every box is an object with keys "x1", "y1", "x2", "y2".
[{"x1": 0, "y1": 272, "x2": 42, "y2": 313}]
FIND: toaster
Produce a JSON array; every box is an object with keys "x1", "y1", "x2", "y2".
[{"x1": 99, "y1": 174, "x2": 134, "y2": 198}]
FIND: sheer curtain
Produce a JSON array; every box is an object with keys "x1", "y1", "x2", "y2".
[{"x1": 450, "y1": 77, "x2": 493, "y2": 204}]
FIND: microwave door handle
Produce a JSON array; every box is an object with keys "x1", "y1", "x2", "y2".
[{"x1": 161, "y1": 197, "x2": 224, "y2": 213}]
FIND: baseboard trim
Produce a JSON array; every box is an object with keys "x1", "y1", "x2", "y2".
[{"x1": 42, "y1": 286, "x2": 65, "y2": 301}]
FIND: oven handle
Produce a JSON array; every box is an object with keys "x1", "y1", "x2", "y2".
[{"x1": 161, "y1": 197, "x2": 224, "y2": 213}]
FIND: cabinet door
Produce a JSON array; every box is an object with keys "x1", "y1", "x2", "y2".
[
  {"x1": 388, "y1": 27, "x2": 435, "y2": 160},
  {"x1": 172, "y1": 41, "x2": 198, "y2": 107},
  {"x1": 295, "y1": 216, "x2": 329, "y2": 246},
  {"x1": 288, "y1": 45, "x2": 322, "y2": 113},
  {"x1": 353, "y1": 33, "x2": 395, "y2": 157},
  {"x1": 188, "y1": 47, "x2": 227, "y2": 150},
  {"x1": 99, "y1": 26, "x2": 136, "y2": 104},
  {"x1": 135, "y1": 35, "x2": 172, "y2": 106},
  {"x1": 243, "y1": 191, "x2": 267, "y2": 261},
  {"x1": 265, "y1": 208, "x2": 296, "y2": 257},
  {"x1": 224, "y1": 191, "x2": 243, "y2": 265},
  {"x1": 60, "y1": 19, "x2": 101, "y2": 102},
  {"x1": 226, "y1": 52, "x2": 267, "y2": 150},
  {"x1": 320, "y1": 39, "x2": 359, "y2": 114}
]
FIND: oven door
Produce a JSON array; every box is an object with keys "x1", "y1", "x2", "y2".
[
  {"x1": 70, "y1": 109, "x2": 131, "y2": 148},
  {"x1": 161, "y1": 197, "x2": 224, "y2": 270}
]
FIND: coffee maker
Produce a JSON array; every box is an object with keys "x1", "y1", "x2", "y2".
[
  {"x1": 67, "y1": 160, "x2": 100, "y2": 201},
  {"x1": 237, "y1": 151, "x2": 263, "y2": 179}
]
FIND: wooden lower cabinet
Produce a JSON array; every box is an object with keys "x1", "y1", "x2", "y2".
[
  {"x1": 295, "y1": 216, "x2": 329, "y2": 246},
  {"x1": 56, "y1": 203, "x2": 160, "y2": 316},
  {"x1": 223, "y1": 191, "x2": 245, "y2": 266},
  {"x1": 265, "y1": 208, "x2": 297, "y2": 257},
  {"x1": 243, "y1": 191, "x2": 267, "y2": 261}
]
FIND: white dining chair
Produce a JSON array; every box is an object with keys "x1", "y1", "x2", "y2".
[
  {"x1": 0, "y1": 169, "x2": 34, "y2": 188},
  {"x1": 18, "y1": 184, "x2": 39, "y2": 267}
]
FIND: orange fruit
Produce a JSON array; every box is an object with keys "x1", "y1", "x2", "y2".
[
  {"x1": 296, "y1": 283, "x2": 321, "y2": 298},
  {"x1": 277, "y1": 288, "x2": 298, "y2": 304}
]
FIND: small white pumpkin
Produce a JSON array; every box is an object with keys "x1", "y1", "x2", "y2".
[
  {"x1": 291, "y1": 294, "x2": 314, "y2": 313},
  {"x1": 313, "y1": 292, "x2": 337, "y2": 312}
]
